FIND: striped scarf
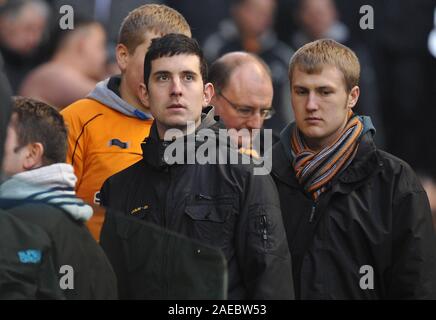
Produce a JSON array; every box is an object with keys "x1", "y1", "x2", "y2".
[{"x1": 291, "y1": 111, "x2": 363, "y2": 200}]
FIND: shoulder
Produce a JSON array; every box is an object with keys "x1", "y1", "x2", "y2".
[
  {"x1": 7, "y1": 202, "x2": 77, "y2": 228},
  {"x1": 377, "y1": 149, "x2": 425, "y2": 198},
  {"x1": 102, "y1": 160, "x2": 144, "y2": 191},
  {"x1": 61, "y1": 98, "x2": 107, "y2": 118},
  {"x1": 61, "y1": 99, "x2": 114, "y2": 136},
  {"x1": 0, "y1": 208, "x2": 51, "y2": 244},
  {"x1": 271, "y1": 140, "x2": 292, "y2": 174}
]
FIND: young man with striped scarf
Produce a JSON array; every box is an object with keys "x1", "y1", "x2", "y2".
[{"x1": 272, "y1": 39, "x2": 436, "y2": 299}]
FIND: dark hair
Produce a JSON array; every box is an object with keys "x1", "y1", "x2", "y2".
[
  {"x1": 11, "y1": 97, "x2": 67, "y2": 165},
  {"x1": 143, "y1": 33, "x2": 208, "y2": 88}
]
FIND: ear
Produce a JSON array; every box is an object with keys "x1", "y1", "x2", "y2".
[
  {"x1": 138, "y1": 82, "x2": 150, "y2": 110},
  {"x1": 202, "y1": 83, "x2": 215, "y2": 107},
  {"x1": 347, "y1": 86, "x2": 360, "y2": 109},
  {"x1": 75, "y1": 33, "x2": 87, "y2": 55},
  {"x1": 115, "y1": 43, "x2": 129, "y2": 72},
  {"x1": 23, "y1": 143, "x2": 44, "y2": 170}
]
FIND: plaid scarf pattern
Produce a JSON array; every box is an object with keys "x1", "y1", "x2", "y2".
[{"x1": 290, "y1": 111, "x2": 363, "y2": 200}]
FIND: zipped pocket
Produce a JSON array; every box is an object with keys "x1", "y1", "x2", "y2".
[
  {"x1": 188, "y1": 193, "x2": 236, "y2": 205},
  {"x1": 259, "y1": 215, "x2": 269, "y2": 248}
]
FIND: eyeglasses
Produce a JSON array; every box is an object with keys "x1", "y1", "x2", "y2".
[{"x1": 217, "y1": 92, "x2": 275, "y2": 120}]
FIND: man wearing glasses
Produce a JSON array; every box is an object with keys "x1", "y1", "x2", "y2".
[{"x1": 209, "y1": 52, "x2": 274, "y2": 157}]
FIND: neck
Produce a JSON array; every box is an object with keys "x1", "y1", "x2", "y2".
[
  {"x1": 53, "y1": 51, "x2": 86, "y2": 75},
  {"x1": 304, "y1": 122, "x2": 348, "y2": 153},
  {"x1": 157, "y1": 120, "x2": 200, "y2": 141},
  {"x1": 304, "y1": 137, "x2": 325, "y2": 153},
  {"x1": 119, "y1": 77, "x2": 150, "y2": 113}
]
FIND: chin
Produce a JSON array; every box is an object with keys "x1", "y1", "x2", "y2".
[
  {"x1": 300, "y1": 126, "x2": 325, "y2": 139},
  {"x1": 167, "y1": 118, "x2": 195, "y2": 129}
]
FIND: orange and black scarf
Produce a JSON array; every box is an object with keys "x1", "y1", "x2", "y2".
[{"x1": 290, "y1": 111, "x2": 363, "y2": 200}]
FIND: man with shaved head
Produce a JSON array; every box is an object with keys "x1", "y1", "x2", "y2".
[{"x1": 209, "y1": 52, "x2": 274, "y2": 155}]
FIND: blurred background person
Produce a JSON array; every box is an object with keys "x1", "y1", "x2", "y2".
[
  {"x1": 203, "y1": 0, "x2": 294, "y2": 139},
  {"x1": 19, "y1": 17, "x2": 107, "y2": 110},
  {"x1": 0, "y1": 0, "x2": 51, "y2": 92},
  {"x1": 51, "y1": 0, "x2": 161, "y2": 75},
  {"x1": 370, "y1": 0, "x2": 436, "y2": 179}
]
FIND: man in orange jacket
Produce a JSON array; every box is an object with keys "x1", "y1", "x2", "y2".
[{"x1": 61, "y1": 4, "x2": 191, "y2": 240}]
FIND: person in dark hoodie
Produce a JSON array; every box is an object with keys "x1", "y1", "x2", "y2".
[
  {"x1": 271, "y1": 39, "x2": 436, "y2": 299},
  {"x1": 0, "y1": 97, "x2": 117, "y2": 299},
  {"x1": 100, "y1": 34, "x2": 294, "y2": 299},
  {"x1": 61, "y1": 4, "x2": 192, "y2": 241}
]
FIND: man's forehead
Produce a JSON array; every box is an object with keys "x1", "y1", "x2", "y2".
[
  {"x1": 292, "y1": 64, "x2": 345, "y2": 87},
  {"x1": 151, "y1": 54, "x2": 201, "y2": 71}
]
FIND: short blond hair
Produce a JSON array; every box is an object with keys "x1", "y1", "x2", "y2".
[
  {"x1": 118, "y1": 4, "x2": 191, "y2": 54},
  {"x1": 289, "y1": 39, "x2": 360, "y2": 92}
]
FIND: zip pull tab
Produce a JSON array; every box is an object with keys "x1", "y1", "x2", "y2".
[
  {"x1": 309, "y1": 205, "x2": 316, "y2": 223},
  {"x1": 196, "y1": 194, "x2": 213, "y2": 201}
]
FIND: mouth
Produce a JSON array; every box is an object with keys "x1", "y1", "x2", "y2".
[
  {"x1": 305, "y1": 117, "x2": 322, "y2": 122},
  {"x1": 167, "y1": 103, "x2": 186, "y2": 111}
]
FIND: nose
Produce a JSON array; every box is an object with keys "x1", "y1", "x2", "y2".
[
  {"x1": 170, "y1": 77, "x2": 182, "y2": 97},
  {"x1": 305, "y1": 92, "x2": 319, "y2": 112},
  {"x1": 246, "y1": 112, "x2": 263, "y2": 130}
]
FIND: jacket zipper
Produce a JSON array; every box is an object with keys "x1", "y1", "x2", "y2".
[
  {"x1": 309, "y1": 204, "x2": 316, "y2": 223},
  {"x1": 260, "y1": 215, "x2": 268, "y2": 248},
  {"x1": 162, "y1": 167, "x2": 172, "y2": 297}
]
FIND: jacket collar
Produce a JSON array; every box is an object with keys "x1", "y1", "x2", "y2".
[{"x1": 141, "y1": 106, "x2": 222, "y2": 169}]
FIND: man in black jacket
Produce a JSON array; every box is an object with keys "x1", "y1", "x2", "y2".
[
  {"x1": 100, "y1": 34, "x2": 294, "y2": 299},
  {"x1": 0, "y1": 97, "x2": 117, "y2": 299},
  {"x1": 272, "y1": 39, "x2": 436, "y2": 299}
]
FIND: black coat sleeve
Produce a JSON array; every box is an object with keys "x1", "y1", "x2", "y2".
[
  {"x1": 237, "y1": 171, "x2": 295, "y2": 299},
  {"x1": 389, "y1": 188, "x2": 436, "y2": 299}
]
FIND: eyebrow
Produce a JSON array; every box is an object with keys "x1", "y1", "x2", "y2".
[
  {"x1": 153, "y1": 70, "x2": 170, "y2": 77},
  {"x1": 152, "y1": 70, "x2": 199, "y2": 76},
  {"x1": 181, "y1": 70, "x2": 198, "y2": 76},
  {"x1": 292, "y1": 85, "x2": 335, "y2": 90}
]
